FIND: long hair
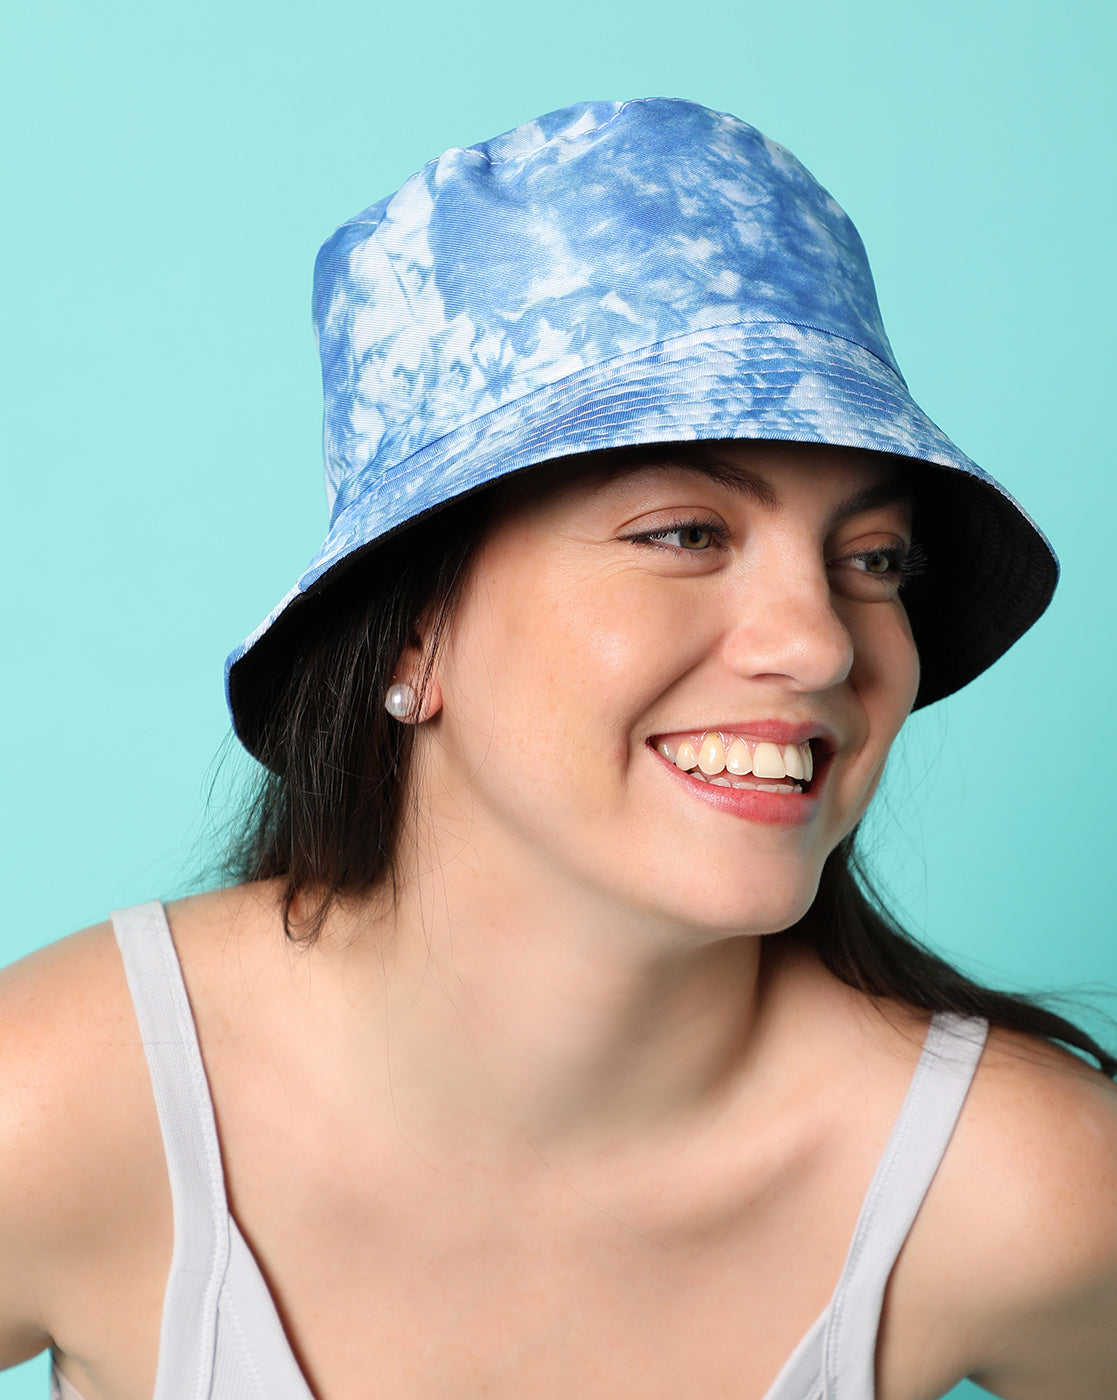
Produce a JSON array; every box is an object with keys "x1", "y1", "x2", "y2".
[{"x1": 226, "y1": 461, "x2": 1116, "y2": 1079}]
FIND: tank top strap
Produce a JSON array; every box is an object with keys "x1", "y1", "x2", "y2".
[
  {"x1": 111, "y1": 901, "x2": 230, "y2": 1400},
  {"x1": 822, "y1": 1011, "x2": 989, "y2": 1398}
]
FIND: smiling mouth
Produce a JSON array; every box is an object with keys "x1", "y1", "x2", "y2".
[{"x1": 650, "y1": 733, "x2": 819, "y2": 795}]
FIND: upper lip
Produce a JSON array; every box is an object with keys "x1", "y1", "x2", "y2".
[{"x1": 647, "y1": 719, "x2": 839, "y2": 751}]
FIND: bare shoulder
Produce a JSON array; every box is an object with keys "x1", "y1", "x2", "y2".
[
  {"x1": 0, "y1": 918, "x2": 164, "y2": 1366},
  {"x1": 0, "y1": 918, "x2": 151, "y2": 1206},
  {"x1": 0, "y1": 886, "x2": 278, "y2": 1374},
  {"x1": 161, "y1": 877, "x2": 289, "y2": 975},
  {"x1": 891, "y1": 1023, "x2": 1117, "y2": 1398},
  {"x1": 953, "y1": 1026, "x2": 1117, "y2": 1284}
]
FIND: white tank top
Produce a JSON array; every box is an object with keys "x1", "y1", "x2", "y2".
[{"x1": 51, "y1": 901, "x2": 988, "y2": 1400}]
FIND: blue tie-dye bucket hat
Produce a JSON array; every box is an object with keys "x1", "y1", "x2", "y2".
[{"x1": 226, "y1": 96, "x2": 1057, "y2": 760}]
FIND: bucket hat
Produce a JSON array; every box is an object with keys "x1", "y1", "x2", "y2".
[{"x1": 226, "y1": 96, "x2": 1058, "y2": 761}]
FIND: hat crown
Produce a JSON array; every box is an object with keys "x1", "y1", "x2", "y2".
[
  {"x1": 312, "y1": 97, "x2": 898, "y2": 518},
  {"x1": 226, "y1": 97, "x2": 1059, "y2": 754}
]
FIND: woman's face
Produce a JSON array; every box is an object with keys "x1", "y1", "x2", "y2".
[{"x1": 411, "y1": 441, "x2": 920, "y2": 938}]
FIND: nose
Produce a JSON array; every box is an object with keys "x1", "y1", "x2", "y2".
[{"x1": 720, "y1": 554, "x2": 854, "y2": 694}]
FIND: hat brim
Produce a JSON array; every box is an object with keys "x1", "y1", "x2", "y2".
[{"x1": 227, "y1": 321, "x2": 1057, "y2": 759}]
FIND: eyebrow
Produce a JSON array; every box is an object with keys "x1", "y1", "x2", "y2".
[
  {"x1": 827, "y1": 478, "x2": 914, "y2": 524},
  {"x1": 601, "y1": 444, "x2": 912, "y2": 522},
  {"x1": 600, "y1": 444, "x2": 780, "y2": 507}
]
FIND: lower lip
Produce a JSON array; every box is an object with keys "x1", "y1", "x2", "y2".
[{"x1": 651, "y1": 748, "x2": 826, "y2": 827}]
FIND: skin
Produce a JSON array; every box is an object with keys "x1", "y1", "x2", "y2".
[
  {"x1": 1, "y1": 441, "x2": 1115, "y2": 1400},
  {"x1": 374, "y1": 441, "x2": 921, "y2": 1152}
]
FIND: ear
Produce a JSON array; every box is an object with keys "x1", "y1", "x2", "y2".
[{"x1": 390, "y1": 632, "x2": 444, "y2": 724}]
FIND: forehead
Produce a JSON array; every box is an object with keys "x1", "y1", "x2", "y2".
[{"x1": 495, "y1": 439, "x2": 913, "y2": 519}]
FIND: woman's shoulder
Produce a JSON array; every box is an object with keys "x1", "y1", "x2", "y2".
[
  {"x1": 0, "y1": 881, "x2": 287, "y2": 1109},
  {"x1": 0, "y1": 886, "x2": 279, "y2": 1367},
  {"x1": 0, "y1": 915, "x2": 167, "y2": 1367},
  {"x1": 952, "y1": 1025, "x2": 1117, "y2": 1284},
  {"x1": 888, "y1": 1021, "x2": 1117, "y2": 1396},
  {"x1": 0, "y1": 882, "x2": 279, "y2": 1103},
  {"x1": 0, "y1": 916, "x2": 153, "y2": 1199}
]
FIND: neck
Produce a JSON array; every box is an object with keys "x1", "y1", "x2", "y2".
[{"x1": 309, "y1": 833, "x2": 805, "y2": 1178}]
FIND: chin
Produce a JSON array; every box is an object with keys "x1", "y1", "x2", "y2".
[{"x1": 625, "y1": 866, "x2": 823, "y2": 941}]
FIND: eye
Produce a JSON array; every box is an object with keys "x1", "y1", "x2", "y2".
[
  {"x1": 623, "y1": 518, "x2": 730, "y2": 552},
  {"x1": 854, "y1": 549, "x2": 899, "y2": 576},
  {"x1": 832, "y1": 541, "x2": 927, "y2": 592}
]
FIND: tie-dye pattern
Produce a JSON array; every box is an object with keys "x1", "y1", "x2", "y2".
[{"x1": 225, "y1": 97, "x2": 1057, "y2": 738}]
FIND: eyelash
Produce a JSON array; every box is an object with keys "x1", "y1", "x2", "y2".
[
  {"x1": 623, "y1": 518, "x2": 732, "y2": 551},
  {"x1": 843, "y1": 541, "x2": 927, "y2": 587},
  {"x1": 624, "y1": 521, "x2": 928, "y2": 588}
]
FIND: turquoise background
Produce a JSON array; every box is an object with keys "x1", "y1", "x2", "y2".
[{"x1": 2, "y1": 0, "x2": 1114, "y2": 1395}]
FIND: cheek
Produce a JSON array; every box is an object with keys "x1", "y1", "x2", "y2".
[
  {"x1": 853, "y1": 604, "x2": 921, "y2": 728},
  {"x1": 442, "y1": 561, "x2": 695, "y2": 772},
  {"x1": 583, "y1": 621, "x2": 631, "y2": 674},
  {"x1": 544, "y1": 575, "x2": 711, "y2": 744},
  {"x1": 894, "y1": 609, "x2": 922, "y2": 718}
]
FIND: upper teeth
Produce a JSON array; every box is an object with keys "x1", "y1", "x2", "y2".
[{"x1": 657, "y1": 734, "x2": 814, "y2": 783}]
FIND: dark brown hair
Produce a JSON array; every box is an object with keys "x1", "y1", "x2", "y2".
[{"x1": 227, "y1": 450, "x2": 1116, "y2": 1078}]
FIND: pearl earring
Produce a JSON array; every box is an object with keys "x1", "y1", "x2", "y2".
[{"x1": 384, "y1": 682, "x2": 419, "y2": 720}]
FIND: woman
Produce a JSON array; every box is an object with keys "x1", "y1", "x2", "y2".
[{"x1": 2, "y1": 98, "x2": 1115, "y2": 1400}]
